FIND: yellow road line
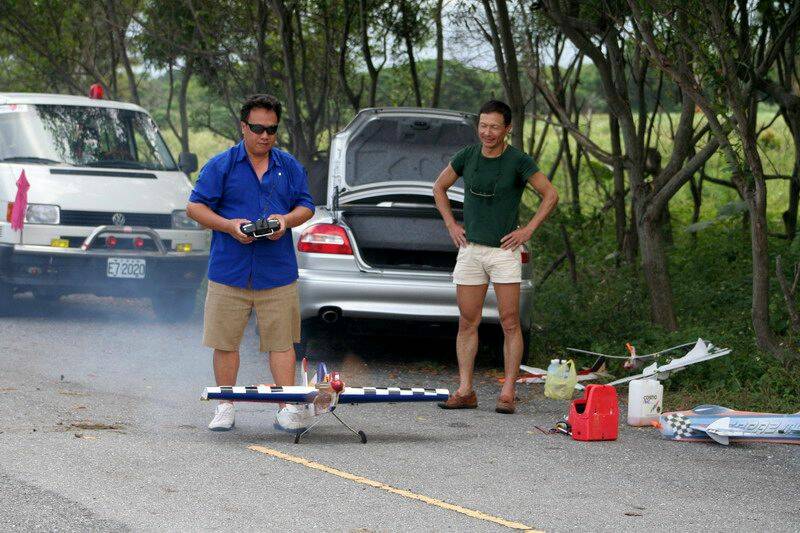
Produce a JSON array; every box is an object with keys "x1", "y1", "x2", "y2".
[{"x1": 248, "y1": 445, "x2": 541, "y2": 532}]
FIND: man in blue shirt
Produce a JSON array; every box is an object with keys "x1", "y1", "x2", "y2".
[{"x1": 187, "y1": 94, "x2": 315, "y2": 432}]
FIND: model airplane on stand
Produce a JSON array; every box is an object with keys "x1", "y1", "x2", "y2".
[{"x1": 202, "y1": 358, "x2": 449, "y2": 443}]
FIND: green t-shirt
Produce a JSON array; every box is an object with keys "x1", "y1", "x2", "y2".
[{"x1": 450, "y1": 144, "x2": 540, "y2": 247}]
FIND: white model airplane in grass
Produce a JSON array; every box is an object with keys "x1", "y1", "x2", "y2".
[
  {"x1": 512, "y1": 339, "x2": 730, "y2": 389},
  {"x1": 202, "y1": 358, "x2": 449, "y2": 443}
]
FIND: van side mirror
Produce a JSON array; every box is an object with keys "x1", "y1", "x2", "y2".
[{"x1": 179, "y1": 152, "x2": 198, "y2": 174}]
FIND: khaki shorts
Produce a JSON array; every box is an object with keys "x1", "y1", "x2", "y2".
[
  {"x1": 203, "y1": 280, "x2": 301, "y2": 352},
  {"x1": 452, "y1": 242, "x2": 522, "y2": 285}
]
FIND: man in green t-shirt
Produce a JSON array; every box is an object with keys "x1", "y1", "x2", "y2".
[{"x1": 432, "y1": 100, "x2": 559, "y2": 414}]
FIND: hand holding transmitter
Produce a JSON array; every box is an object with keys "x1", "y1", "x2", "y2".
[{"x1": 240, "y1": 217, "x2": 281, "y2": 238}]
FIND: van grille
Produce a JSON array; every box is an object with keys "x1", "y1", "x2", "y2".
[{"x1": 60, "y1": 210, "x2": 172, "y2": 229}]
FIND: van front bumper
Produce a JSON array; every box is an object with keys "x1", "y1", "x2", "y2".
[
  {"x1": 0, "y1": 243, "x2": 208, "y2": 296},
  {"x1": 298, "y1": 269, "x2": 533, "y2": 332}
]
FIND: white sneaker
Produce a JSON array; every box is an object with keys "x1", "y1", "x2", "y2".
[
  {"x1": 208, "y1": 402, "x2": 235, "y2": 431},
  {"x1": 274, "y1": 404, "x2": 312, "y2": 432}
]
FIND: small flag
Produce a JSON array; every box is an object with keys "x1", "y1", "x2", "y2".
[{"x1": 10, "y1": 170, "x2": 29, "y2": 231}]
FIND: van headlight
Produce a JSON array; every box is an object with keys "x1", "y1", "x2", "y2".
[
  {"x1": 172, "y1": 210, "x2": 199, "y2": 229},
  {"x1": 25, "y1": 204, "x2": 60, "y2": 224}
]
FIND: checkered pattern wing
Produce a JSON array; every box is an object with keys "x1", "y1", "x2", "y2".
[
  {"x1": 664, "y1": 413, "x2": 697, "y2": 439},
  {"x1": 202, "y1": 385, "x2": 317, "y2": 403},
  {"x1": 338, "y1": 387, "x2": 450, "y2": 403}
]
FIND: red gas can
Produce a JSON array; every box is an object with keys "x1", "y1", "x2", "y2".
[{"x1": 568, "y1": 384, "x2": 619, "y2": 441}]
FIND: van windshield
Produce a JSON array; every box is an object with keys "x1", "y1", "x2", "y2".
[{"x1": 0, "y1": 104, "x2": 177, "y2": 170}]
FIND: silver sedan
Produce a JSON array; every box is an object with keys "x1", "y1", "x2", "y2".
[{"x1": 292, "y1": 108, "x2": 533, "y2": 333}]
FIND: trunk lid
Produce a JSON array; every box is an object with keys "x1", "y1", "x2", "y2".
[{"x1": 327, "y1": 108, "x2": 477, "y2": 208}]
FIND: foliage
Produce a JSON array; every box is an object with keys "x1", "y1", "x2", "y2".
[{"x1": 524, "y1": 181, "x2": 800, "y2": 412}]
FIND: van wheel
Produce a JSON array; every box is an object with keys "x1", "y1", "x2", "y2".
[
  {"x1": 151, "y1": 289, "x2": 197, "y2": 323},
  {"x1": 32, "y1": 289, "x2": 61, "y2": 302},
  {"x1": 0, "y1": 281, "x2": 12, "y2": 314}
]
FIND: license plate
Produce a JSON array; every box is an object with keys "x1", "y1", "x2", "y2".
[{"x1": 107, "y1": 257, "x2": 146, "y2": 279}]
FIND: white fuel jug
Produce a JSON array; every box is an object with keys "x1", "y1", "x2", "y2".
[{"x1": 627, "y1": 378, "x2": 663, "y2": 426}]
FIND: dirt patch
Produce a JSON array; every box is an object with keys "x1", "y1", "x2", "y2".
[
  {"x1": 58, "y1": 390, "x2": 89, "y2": 397},
  {"x1": 69, "y1": 421, "x2": 123, "y2": 431}
]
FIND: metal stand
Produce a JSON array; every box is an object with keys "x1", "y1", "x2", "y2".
[{"x1": 293, "y1": 407, "x2": 367, "y2": 444}]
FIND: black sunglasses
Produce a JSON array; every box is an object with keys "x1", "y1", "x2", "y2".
[{"x1": 246, "y1": 122, "x2": 279, "y2": 135}]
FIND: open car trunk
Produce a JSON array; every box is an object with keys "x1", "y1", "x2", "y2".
[{"x1": 340, "y1": 198, "x2": 462, "y2": 272}]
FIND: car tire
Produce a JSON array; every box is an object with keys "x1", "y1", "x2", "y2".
[
  {"x1": 298, "y1": 317, "x2": 347, "y2": 358},
  {"x1": 487, "y1": 327, "x2": 530, "y2": 367},
  {"x1": 151, "y1": 289, "x2": 197, "y2": 323}
]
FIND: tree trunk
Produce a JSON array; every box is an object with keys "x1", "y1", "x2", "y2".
[
  {"x1": 689, "y1": 174, "x2": 703, "y2": 245},
  {"x1": 775, "y1": 255, "x2": 800, "y2": 334},
  {"x1": 107, "y1": 0, "x2": 139, "y2": 105},
  {"x1": 786, "y1": 167, "x2": 800, "y2": 240},
  {"x1": 747, "y1": 188, "x2": 781, "y2": 353},
  {"x1": 430, "y1": 0, "x2": 444, "y2": 108},
  {"x1": 359, "y1": 0, "x2": 380, "y2": 107},
  {"x1": 494, "y1": 0, "x2": 524, "y2": 148},
  {"x1": 178, "y1": 59, "x2": 193, "y2": 153},
  {"x1": 272, "y1": 0, "x2": 313, "y2": 167},
  {"x1": 609, "y1": 115, "x2": 627, "y2": 259},
  {"x1": 782, "y1": 111, "x2": 800, "y2": 239},
  {"x1": 638, "y1": 214, "x2": 678, "y2": 330},
  {"x1": 404, "y1": 33, "x2": 422, "y2": 107},
  {"x1": 562, "y1": 131, "x2": 581, "y2": 216},
  {"x1": 741, "y1": 141, "x2": 782, "y2": 354},
  {"x1": 337, "y1": 0, "x2": 361, "y2": 111},
  {"x1": 482, "y1": 0, "x2": 525, "y2": 148}
]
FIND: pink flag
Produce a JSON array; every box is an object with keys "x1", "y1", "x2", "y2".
[{"x1": 10, "y1": 169, "x2": 29, "y2": 231}]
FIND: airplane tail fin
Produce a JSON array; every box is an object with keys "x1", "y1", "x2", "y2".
[
  {"x1": 316, "y1": 362, "x2": 329, "y2": 383},
  {"x1": 589, "y1": 356, "x2": 607, "y2": 373}
]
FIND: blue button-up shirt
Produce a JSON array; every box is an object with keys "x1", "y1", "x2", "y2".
[{"x1": 189, "y1": 142, "x2": 315, "y2": 289}]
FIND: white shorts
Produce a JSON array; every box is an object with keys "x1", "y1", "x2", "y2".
[{"x1": 452, "y1": 242, "x2": 522, "y2": 285}]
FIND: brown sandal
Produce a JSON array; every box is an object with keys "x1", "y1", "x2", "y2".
[
  {"x1": 438, "y1": 390, "x2": 478, "y2": 409},
  {"x1": 495, "y1": 395, "x2": 516, "y2": 414}
]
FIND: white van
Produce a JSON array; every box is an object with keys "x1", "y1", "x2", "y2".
[{"x1": 0, "y1": 92, "x2": 209, "y2": 320}]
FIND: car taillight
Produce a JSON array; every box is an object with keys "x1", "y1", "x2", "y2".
[
  {"x1": 298, "y1": 223, "x2": 353, "y2": 255},
  {"x1": 5, "y1": 202, "x2": 12, "y2": 222},
  {"x1": 521, "y1": 247, "x2": 529, "y2": 264},
  {"x1": 105, "y1": 236, "x2": 118, "y2": 248},
  {"x1": 134, "y1": 237, "x2": 145, "y2": 248}
]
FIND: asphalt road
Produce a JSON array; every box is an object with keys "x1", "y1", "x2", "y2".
[{"x1": 1, "y1": 294, "x2": 798, "y2": 532}]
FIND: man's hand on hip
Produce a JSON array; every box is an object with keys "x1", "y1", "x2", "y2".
[
  {"x1": 500, "y1": 226, "x2": 533, "y2": 250},
  {"x1": 266, "y1": 213, "x2": 287, "y2": 241},
  {"x1": 228, "y1": 218, "x2": 255, "y2": 244},
  {"x1": 446, "y1": 221, "x2": 467, "y2": 248}
]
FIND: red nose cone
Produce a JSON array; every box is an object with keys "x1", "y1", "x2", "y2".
[{"x1": 330, "y1": 380, "x2": 344, "y2": 393}]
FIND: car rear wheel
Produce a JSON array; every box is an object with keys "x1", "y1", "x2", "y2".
[
  {"x1": 298, "y1": 317, "x2": 347, "y2": 358},
  {"x1": 487, "y1": 327, "x2": 530, "y2": 367},
  {"x1": 151, "y1": 289, "x2": 197, "y2": 323}
]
